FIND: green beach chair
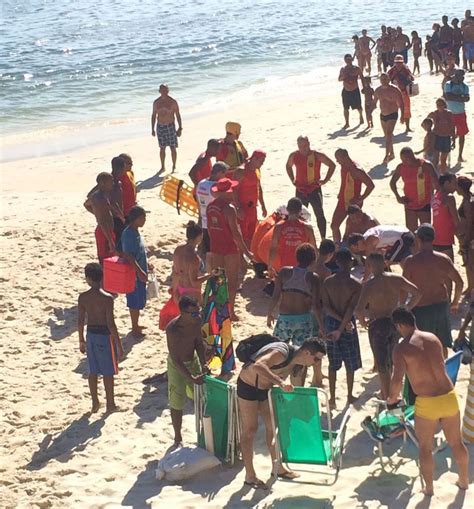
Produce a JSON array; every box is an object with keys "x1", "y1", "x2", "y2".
[
  {"x1": 269, "y1": 387, "x2": 352, "y2": 484},
  {"x1": 194, "y1": 375, "x2": 239, "y2": 464}
]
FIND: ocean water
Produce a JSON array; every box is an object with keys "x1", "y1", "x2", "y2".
[{"x1": 0, "y1": 0, "x2": 466, "y2": 143}]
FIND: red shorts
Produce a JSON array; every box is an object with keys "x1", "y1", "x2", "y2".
[
  {"x1": 95, "y1": 226, "x2": 115, "y2": 261},
  {"x1": 239, "y1": 208, "x2": 258, "y2": 245},
  {"x1": 453, "y1": 113, "x2": 469, "y2": 137}
]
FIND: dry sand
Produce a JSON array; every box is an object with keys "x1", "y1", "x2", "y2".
[{"x1": 1, "y1": 70, "x2": 473, "y2": 509}]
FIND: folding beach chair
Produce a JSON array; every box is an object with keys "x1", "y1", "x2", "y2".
[
  {"x1": 364, "y1": 350, "x2": 463, "y2": 467},
  {"x1": 269, "y1": 387, "x2": 352, "y2": 484},
  {"x1": 194, "y1": 375, "x2": 239, "y2": 464}
]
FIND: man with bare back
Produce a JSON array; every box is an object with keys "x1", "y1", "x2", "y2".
[
  {"x1": 151, "y1": 84, "x2": 182, "y2": 174},
  {"x1": 374, "y1": 73, "x2": 405, "y2": 163},
  {"x1": 355, "y1": 253, "x2": 421, "y2": 399},
  {"x1": 338, "y1": 54, "x2": 364, "y2": 129},
  {"x1": 388, "y1": 307, "x2": 469, "y2": 496}
]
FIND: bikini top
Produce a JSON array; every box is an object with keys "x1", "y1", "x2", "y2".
[{"x1": 282, "y1": 267, "x2": 312, "y2": 297}]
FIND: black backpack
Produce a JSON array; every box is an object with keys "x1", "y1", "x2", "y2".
[{"x1": 235, "y1": 333, "x2": 296, "y2": 369}]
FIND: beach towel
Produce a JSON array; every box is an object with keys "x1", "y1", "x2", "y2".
[{"x1": 201, "y1": 273, "x2": 235, "y2": 374}]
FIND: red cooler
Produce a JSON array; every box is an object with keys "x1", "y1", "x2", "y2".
[{"x1": 103, "y1": 256, "x2": 136, "y2": 294}]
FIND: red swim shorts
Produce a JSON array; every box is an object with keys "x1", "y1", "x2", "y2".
[
  {"x1": 453, "y1": 113, "x2": 469, "y2": 137},
  {"x1": 239, "y1": 208, "x2": 258, "y2": 245},
  {"x1": 95, "y1": 226, "x2": 116, "y2": 261}
]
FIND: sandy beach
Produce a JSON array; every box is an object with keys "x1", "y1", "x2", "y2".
[{"x1": 1, "y1": 69, "x2": 473, "y2": 508}]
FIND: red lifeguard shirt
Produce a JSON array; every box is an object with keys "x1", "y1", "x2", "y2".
[
  {"x1": 207, "y1": 198, "x2": 239, "y2": 255},
  {"x1": 120, "y1": 170, "x2": 137, "y2": 216},
  {"x1": 293, "y1": 151, "x2": 321, "y2": 195},
  {"x1": 237, "y1": 167, "x2": 259, "y2": 210},
  {"x1": 432, "y1": 191, "x2": 455, "y2": 246},
  {"x1": 194, "y1": 153, "x2": 213, "y2": 183},
  {"x1": 400, "y1": 159, "x2": 433, "y2": 210},
  {"x1": 337, "y1": 165, "x2": 362, "y2": 208},
  {"x1": 278, "y1": 219, "x2": 310, "y2": 267}
]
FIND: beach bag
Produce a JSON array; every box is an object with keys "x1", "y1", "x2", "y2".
[
  {"x1": 235, "y1": 334, "x2": 295, "y2": 368},
  {"x1": 406, "y1": 82, "x2": 419, "y2": 97},
  {"x1": 147, "y1": 273, "x2": 159, "y2": 300},
  {"x1": 159, "y1": 294, "x2": 179, "y2": 330},
  {"x1": 155, "y1": 446, "x2": 220, "y2": 482}
]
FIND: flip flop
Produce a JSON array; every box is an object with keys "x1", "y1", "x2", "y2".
[
  {"x1": 277, "y1": 471, "x2": 300, "y2": 480},
  {"x1": 243, "y1": 480, "x2": 268, "y2": 489}
]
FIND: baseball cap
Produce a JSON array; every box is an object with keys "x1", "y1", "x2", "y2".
[{"x1": 394, "y1": 54, "x2": 404, "y2": 63}]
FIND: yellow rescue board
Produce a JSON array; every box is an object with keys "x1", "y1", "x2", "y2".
[{"x1": 160, "y1": 176, "x2": 199, "y2": 218}]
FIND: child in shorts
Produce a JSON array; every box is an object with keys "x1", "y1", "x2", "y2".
[
  {"x1": 362, "y1": 76, "x2": 375, "y2": 128},
  {"x1": 415, "y1": 118, "x2": 436, "y2": 163},
  {"x1": 428, "y1": 98, "x2": 455, "y2": 173}
]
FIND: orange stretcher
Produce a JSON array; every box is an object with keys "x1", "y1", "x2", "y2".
[{"x1": 160, "y1": 175, "x2": 199, "y2": 218}]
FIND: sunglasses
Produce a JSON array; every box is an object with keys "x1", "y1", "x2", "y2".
[{"x1": 184, "y1": 309, "x2": 201, "y2": 318}]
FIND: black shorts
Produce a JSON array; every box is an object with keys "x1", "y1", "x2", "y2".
[
  {"x1": 201, "y1": 228, "x2": 211, "y2": 254},
  {"x1": 368, "y1": 318, "x2": 399, "y2": 374},
  {"x1": 385, "y1": 231, "x2": 415, "y2": 263},
  {"x1": 342, "y1": 88, "x2": 362, "y2": 110},
  {"x1": 237, "y1": 377, "x2": 269, "y2": 402},
  {"x1": 434, "y1": 135, "x2": 451, "y2": 154},
  {"x1": 113, "y1": 216, "x2": 125, "y2": 251},
  {"x1": 380, "y1": 111, "x2": 398, "y2": 122}
]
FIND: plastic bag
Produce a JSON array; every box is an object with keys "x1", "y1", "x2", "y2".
[
  {"x1": 406, "y1": 82, "x2": 419, "y2": 97},
  {"x1": 155, "y1": 446, "x2": 220, "y2": 481},
  {"x1": 159, "y1": 294, "x2": 180, "y2": 330},
  {"x1": 147, "y1": 273, "x2": 159, "y2": 300}
]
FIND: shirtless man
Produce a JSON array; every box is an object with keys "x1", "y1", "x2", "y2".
[
  {"x1": 286, "y1": 136, "x2": 336, "y2": 239},
  {"x1": 403, "y1": 224, "x2": 463, "y2": 358},
  {"x1": 342, "y1": 205, "x2": 379, "y2": 243},
  {"x1": 151, "y1": 84, "x2": 182, "y2": 174},
  {"x1": 331, "y1": 148, "x2": 375, "y2": 243},
  {"x1": 355, "y1": 253, "x2": 421, "y2": 398},
  {"x1": 379, "y1": 25, "x2": 392, "y2": 72},
  {"x1": 462, "y1": 10, "x2": 474, "y2": 71},
  {"x1": 439, "y1": 15, "x2": 454, "y2": 61},
  {"x1": 359, "y1": 29, "x2": 376, "y2": 74},
  {"x1": 390, "y1": 147, "x2": 439, "y2": 232},
  {"x1": 267, "y1": 243, "x2": 324, "y2": 386},
  {"x1": 166, "y1": 296, "x2": 208, "y2": 447},
  {"x1": 207, "y1": 178, "x2": 253, "y2": 320},
  {"x1": 189, "y1": 139, "x2": 221, "y2": 188},
  {"x1": 78, "y1": 263, "x2": 122, "y2": 413},
  {"x1": 89, "y1": 172, "x2": 116, "y2": 263},
  {"x1": 392, "y1": 27, "x2": 411, "y2": 63},
  {"x1": 339, "y1": 54, "x2": 364, "y2": 129},
  {"x1": 374, "y1": 73, "x2": 405, "y2": 163},
  {"x1": 322, "y1": 249, "x2": 362, "y2": 408},
  {"x1": 172, "y1": 221, "x2": 214, "y2": 304},
  {"x1": 237, "y1": 337, "x2": 327, "y2": 487},
  {"x1": 387, "y1": 307, "x2": 469, "y2": 496}
]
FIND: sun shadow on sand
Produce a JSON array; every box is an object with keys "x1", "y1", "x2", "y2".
[
  {"x1": 48, "y1": 306, "x2": 78, "y2": 340},
  {"x1": 133, "y1": 382, "x2": 170, "y2": 428},
  {"x1": 353, "y1": 471, "x2": 415, "y2": 508},
  {"x1": 26, "y1": 414, "x2": 106, "y2": 471},
  {"x1": 136, "y1": 174, "x2": 164, "y2": 192},
  {"x1": 327, "y1": 126, "x2": 360, "y2": 140},
  {"x1": 257, "y1": 496, "x2": 334, "y2": 509},
  {"x1": 370, "y1": 132, "x2": 413, "y2": 146},
  {"x1": 242, "y1": 278, "x2": 272, "y2": 317},
  {"x1": 368, "y1": 163, "x2": 390, "y2": 179}
]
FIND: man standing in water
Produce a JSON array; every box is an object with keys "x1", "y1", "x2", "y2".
[
  {"x1": 355, "y1": 253, "x2": 421, "y2": 399},
  {"x1": 374, "y1": 73, "x2": 405, "y2": 163},
  {"x1": 388, "y1": 307, "x2": 469, "y2": 496},
  {"x1": 338, "y1": 54, "x2": 364, "y2": 129},
  {"x1": 151, "y1": 84, "x2": 182, "y2": 174}
]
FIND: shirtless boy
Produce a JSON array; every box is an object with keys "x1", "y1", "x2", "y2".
[
  {"x1": 339, "y1": 54, "x2": 364, "y2": 129},
  {"x1": 374, "y1": 73, "x2": 405, "y2": 163},
  {"x1": 355, "y1": 253, "x2": 421, "y2": 398},
  {"x1": 322, "y1": 249, "x2": 362, "y2": 408},
  {"x1": 428, "y1": 97, "x2": 455, "y2": 173},
  {"x1": 388, "y1": 307, "x2": 469, "y2": 496},
  {"x1": 151, "y1": 84, "x2": 182, "y2": 174},
  {"x1": 78, "y1": 263, "x2": 122, "y2": 413},
  {"x1": 166, "y1": 296, "x2": 208, "y2": 447},
  {"x1": 403, "y1": 224, "x2": 463, "y2": 357}
]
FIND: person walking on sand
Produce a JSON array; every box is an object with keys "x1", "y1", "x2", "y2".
[
  {"x1": 390, "y1": 147, "x2": 439, "y2": 232},
  {"x1": 285, "y1": 136, "x2": 336, "y2": 239},
  {"x1": 359, "y1": 29, "x2": 376, "y2": 74},
  {"x1": 388, "y1": 55, "x2": 414, "y2": 133},
  {"x1": 362, "y1": 76, "x2": 375, "y2": 128},
  {"x1": 322, "y1": 249, "x2": 362, "y2": 408},
  {"x1": 267, "y1": 243, "x2": 325, "y2": 387},
  {"x1": 78, "y1": 263, "x2": 122, "y2": 414},
  {"x1": 387, "y1": 307, "x2": 469, "y2": 496},
  {"x1": 355, "y1": 253, "x2": 421, "y2": 399},
  {"x1": 392, "y1": 27, "x2": 411, "y2": 63},
  {"x1": 411, "y1": 31, "x2": 422, "y2": 74},
  {"x1": 403, "y1": 224, "x2": 463, "y2": 358},
  {"x1": 237, "y1": 337, "x2": 327, "y2": 488},
  {"x1": 444, "y1": 69, "x2": 470, "y2": 163},
  {"x1": 166, "y1": 296, "x2": 209, "y2": 448},
  {"x1": 151, "y1": 84, "x2": 182, "y2": 174},
  {"x1": 330, "y1": 148, "x2": 374, "y2": 244},
  {"x1": 207, "y1": 178, "x2": 253, "y2": 321},
  {"x1": 428, "y1": 97, "x2": 455, "y2": 174},
  {"x1": 121, "y1": 206, "x2": 153, "y2": 337},
  {"x1": 374, "y1": 73, "x2": 405, "y2": 164},
  {"x1": 338, "y1": 54, "x2": 364, "y2": 129}
]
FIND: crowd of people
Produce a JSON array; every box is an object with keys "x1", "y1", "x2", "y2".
[{"x1": 77, "y1": 10, "x2": 473, "y2": 498}]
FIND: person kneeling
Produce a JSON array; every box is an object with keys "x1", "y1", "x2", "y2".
[{"x1": 237, "y1": 337, "x2": 327, "y2": 489}]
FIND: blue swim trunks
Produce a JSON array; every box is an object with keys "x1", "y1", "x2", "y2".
[
  {"x1": 273, "y1": 313, "x2": 319, "y2": 346},
  {"x1": 126, "y1": 279, "x2": 147, "y2": 310},
  {"x1": 324, "y1": 315, "x2": 362, "y2": 372},
  {"x1": 86, "y1": 331, "x2": 118, "y2": 376}
]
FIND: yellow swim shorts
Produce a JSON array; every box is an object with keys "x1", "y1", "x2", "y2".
[
  {"x1": 415, "y1": 390, "x2": 459, "y2": 421},
  {"x1": 167, "y1": 354, "x2": 201, "y2": 411}
]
